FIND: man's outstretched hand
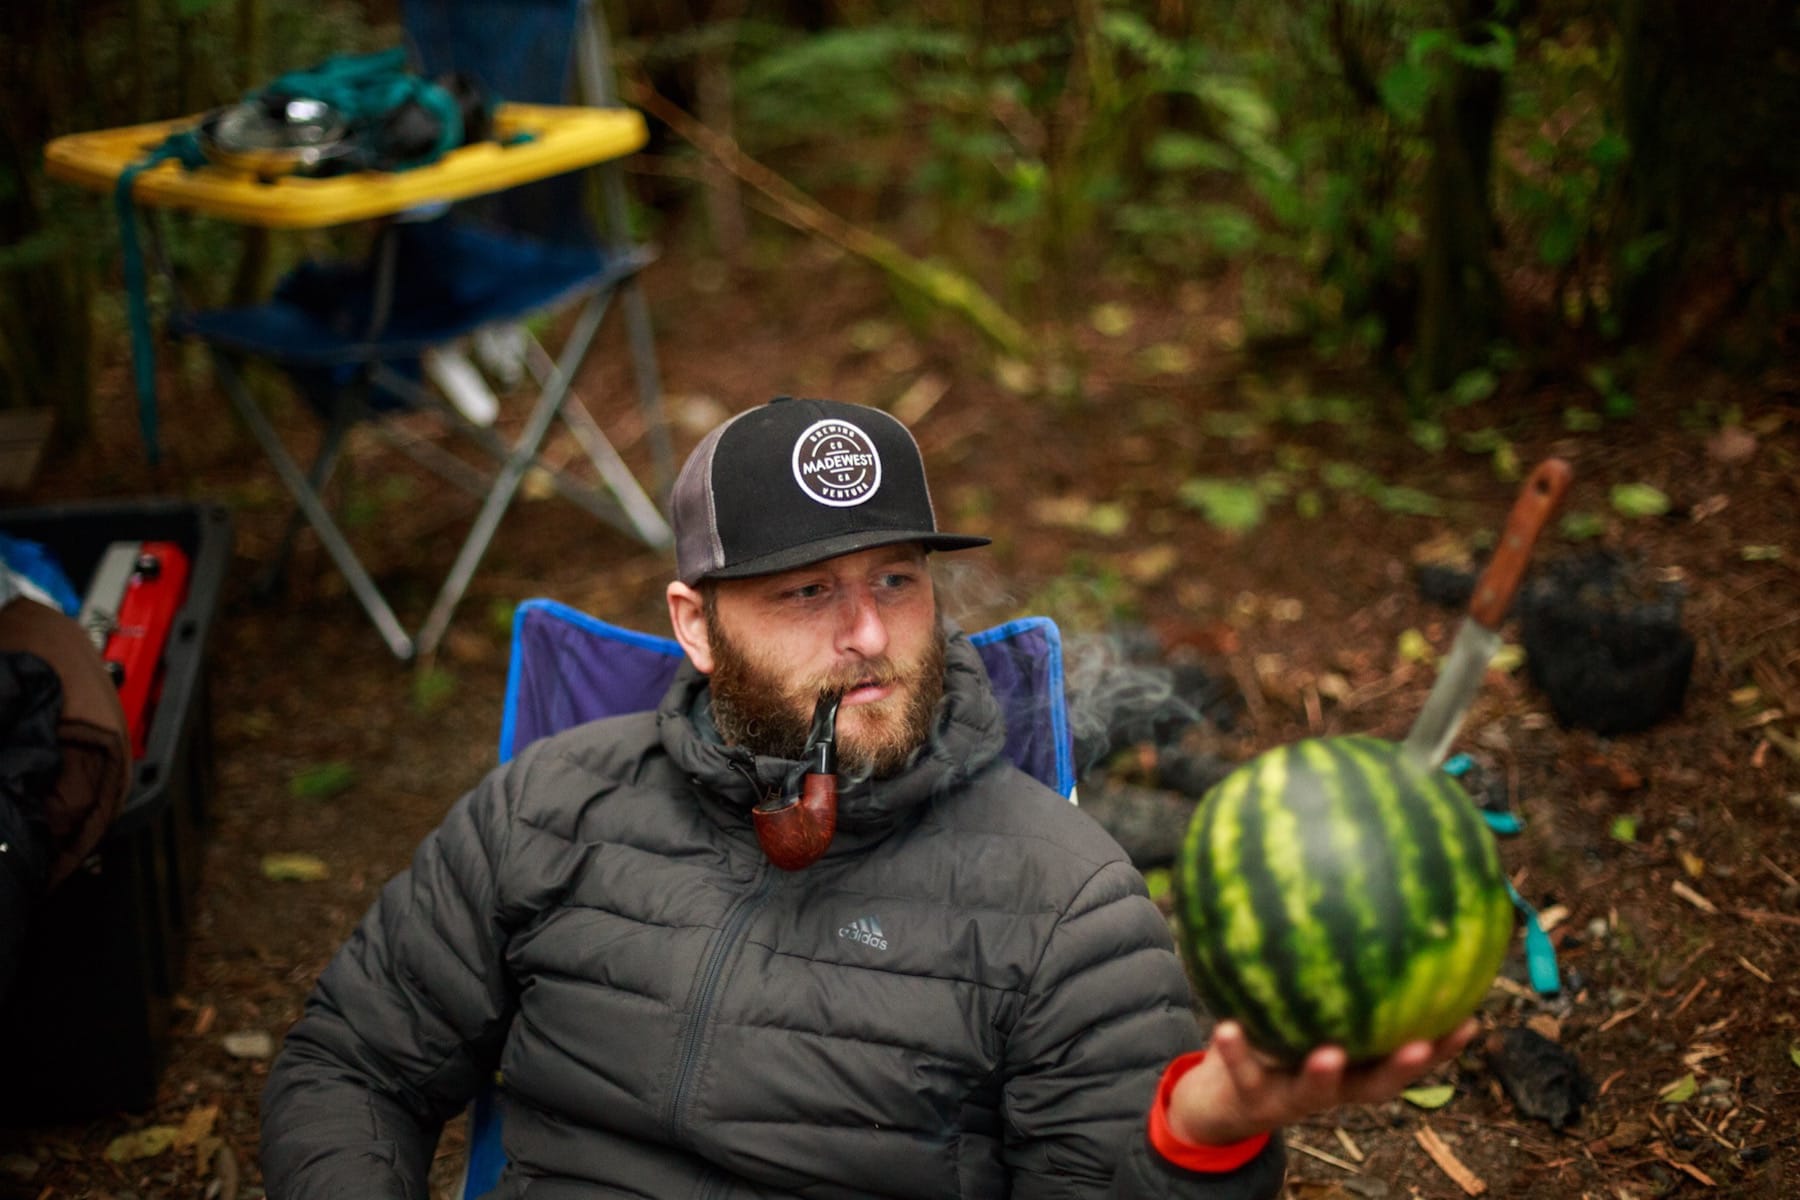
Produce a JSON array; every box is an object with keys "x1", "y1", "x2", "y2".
[{"x1": 1166, "y1": 1019, "x2": 1480, "y2": 1148}]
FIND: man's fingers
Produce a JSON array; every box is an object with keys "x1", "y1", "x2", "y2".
[
  {"x1": 1338, "y1": 1022, "x2": 1477, "y2": 1104},
  {"x1": 1356, "y1": 1040, "x2": 1435, "y2": 1100},
  {"x1": 1299, "y1": 1043, "x2": 1348, "y2": 1095},
  {"x1": 1209, "y1": 1021, "x2": 1267, "y2": 1094},
  {"x1": 1434, "y1": 1018, "x2": 1480, "y2": 1060}
]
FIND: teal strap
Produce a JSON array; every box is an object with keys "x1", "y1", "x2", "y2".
[
  {"x1": 1447, "y1": 754, "x2": 1560, "y2": 995},
  {"x1": 1481, "y1": 810, "x2": 1523, "y2": 836},
  {"x1": 114, "y1": 130, "x2": 208, "y2": 465},
  {"x1": 1505, "y1": 880, "x2": 1563, "y2": 995},
  {"x1": 261, "y1": 48, "x2": 464, "y2": 170}
]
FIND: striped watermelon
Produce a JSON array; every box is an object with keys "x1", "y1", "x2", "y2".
[{"x1": 1174, "y1": 735, "x2": 1513, "y2": 1065}]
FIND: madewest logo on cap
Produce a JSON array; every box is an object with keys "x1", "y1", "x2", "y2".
[
  {"x1": 793, "y1": 419, "x2": 882, "y2": 506},
  {"x1": 671, "y1": 396, "x2": 988, "y2": 585}
]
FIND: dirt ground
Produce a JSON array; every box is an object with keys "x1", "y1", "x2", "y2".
[{"x1": 2, "y1": 234, "x2": 1797, "y2": 1199}]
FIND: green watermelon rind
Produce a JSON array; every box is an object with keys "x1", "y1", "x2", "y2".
[{"x1": 1174, "y1": 734, "x2": 1514, "y2": 1066}]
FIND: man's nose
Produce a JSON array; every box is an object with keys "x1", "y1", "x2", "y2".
[{"x1": 835, "y1": 587, "x2": 890, "y2": 659}]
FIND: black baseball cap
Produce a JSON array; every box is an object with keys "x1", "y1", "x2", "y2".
[{"x1": 671, "y1": 396, "x2": 989, "y2": 585}]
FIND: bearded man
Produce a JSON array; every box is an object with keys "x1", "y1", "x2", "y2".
[{"x1": 261, "y1": 397, "x2": 1470, "y2": 1199}]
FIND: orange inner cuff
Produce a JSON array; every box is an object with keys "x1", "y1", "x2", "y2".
[{"x1": 1147, "y1": 1051, "x2": 1272, "y2": 1173}]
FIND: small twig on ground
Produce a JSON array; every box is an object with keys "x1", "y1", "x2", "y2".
[
  {"x1": 1598, "y1": 1001, "x2": 1647, "y2": 1033},
  {"x1": 1761, "y1": 724, "x2": 1800, "y2": 765},
  {"x1": 1687, "y1": 1110, "x2": 1741, "y2": 1153},
  {"x1": 1672, "y1": 976, "x2": 1709, "y2": 1017},
  {"x1": 1735, "y1": 907, "x2": 1800, "y2": 928},
  {"x1": 1737, "y1": 954, "x2": 1773, "y2": 983},
  {"x1": 1289, "y1": 1139, "x2": 1361, "y2": 1173},
  {"x1": 1226, "y1": 654, "x2": 1268, "y2": 730},
  {"x1": 1671, "y1": 879, "x2": 1720, "y2": 914},
  {"x1": 209, "y1": 1143, "x2": 240, "y2": 1200},
  {"x1": 1415, "y1": 1126, "x2": 1487, "y2": 1196},
  {"x1": 1649, "y1": 1140, "x2": 1718, "y2": 1187},
  {"x1": 1760, "y1": 854, "x2": 1799, "y2": 889}
]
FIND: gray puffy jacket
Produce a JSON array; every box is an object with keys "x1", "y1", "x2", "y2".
[{"x1": 261, "y1": 633, "x2": 1285, "y2": 1199}]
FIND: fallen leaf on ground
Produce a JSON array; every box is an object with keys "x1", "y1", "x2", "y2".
[
  {"x1": 288, "y1": 761, "x2": 357, "y2": 800},
  {"x1": 1402, "y1": 1084, "x2": 1456, "y2": 1109},
  {"x1": 1579, "y1": 753, "x2": 1645, "y2": 792},
  {"x1": 1611, "y1": 482, "x2": 1670, "y2": 518},
  {"x1": 261, "y1": 853, "x2": 330, "y2": 882},
  {"x1": 1681, "y1": 1043, "x2": 1726, "y2": 1069},
  {"x1": 1525, "y1": 1013, "x2": 1562, "y2": 1042},
  {"x1": 174, "y1": 1103, "x2": 219, "y2": 1150},
  {"x1": 1706, "y1": 426, "x2": 1757, "y2": 464},
  {"x1": 1588, "y1": 1118, "x2": 1653, "y2": 1153},
  {"x1": 104, "y1": 1126, "x2": 178, "y2": 1163},
  {"x1": 1396, "y1": 628, "x2": 1434, "y2": 666},
  {"x1": 1122, "y1": 544, "x2": 1180, "y2": 584},
  {"x1": 1488, "y1": 643, "x2": 1526, "y2": 675},
  {"x1": 1090, "y1": 302, "x2": 1135, "y2": 336},
  {"x1": 222, "y1": 1030, "x2": 275, "y2": 1059},
  {"x1": 1659, "y1": 1073, "x2": 1698, "y2": 1104}
]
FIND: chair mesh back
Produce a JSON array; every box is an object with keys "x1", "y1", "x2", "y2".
[
  {"x1": 402, "y1": 0, "x2": 597, "y2": 242},
  {"x1": 403, "y1": 0, "x2": 581, "y2": 104},
  {"x1": 501, "y1": 601, "x2": 1077, "y2": 798}
]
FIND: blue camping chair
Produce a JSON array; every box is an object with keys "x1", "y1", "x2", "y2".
[
  {"x1": 175, "y1": 0, "x2": 673, "y2": 661},
  {"x1": 457, "y1": 599, "x2": 1076, "y2": 1199}
]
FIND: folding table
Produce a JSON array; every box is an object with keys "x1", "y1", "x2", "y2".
[{"x1": 46, "y1": 74, "x2": 674, "y2": 660}]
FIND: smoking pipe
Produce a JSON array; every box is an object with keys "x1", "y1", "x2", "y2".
[{"x1": 753, "y1": 692, "x2": 841, "y2": 870}]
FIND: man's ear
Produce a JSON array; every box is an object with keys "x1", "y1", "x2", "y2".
[{"x1": 666, "y1": 581, "x2": 715, "y2": 674}]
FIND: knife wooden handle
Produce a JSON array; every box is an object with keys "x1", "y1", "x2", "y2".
[{"x1": 1469, "y1": 458, "x2": 1573, "y2": 629}]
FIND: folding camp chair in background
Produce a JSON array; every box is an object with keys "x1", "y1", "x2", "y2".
[
  {"x1": 175, "y1": 0, "x2": 674, "y2": 661},
  {"x1": 456, "y1": 601, "x2": 1077, "y2": 1199}
]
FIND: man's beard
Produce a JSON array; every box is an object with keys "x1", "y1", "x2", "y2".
[{"x1": 706, "y1": 608, "x2": 948, "y2": 779}]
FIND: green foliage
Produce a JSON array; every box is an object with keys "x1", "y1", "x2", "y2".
[
  {"x1": 1025, "y1": 556, "x2": 1139, "y2": 629},
  {"x1": 708, "y1": 2, "x2": 1786, "y2": 392},
  {"x1": 412, "y1": 666, "x2": 458, "y2": 715},
  {"x1": 1176, "y1": 478, "x2": 1266, "y2": 534},
  {"x1": 735, "y1": 24, "x2": 961, "y2": 143},
  {"x1": 1560, "y1": 511, "x2": 1606, "y2": 541},
  {"x1": 289, "y1": 761, "x2": 357, "y2": 800},
  {"x1": 1450, "y1": 368, "x2": 1499, "y2": 406},
  {"x1": 1370, "y1": 484, "x2": 1441, "y2": 517},
  {"x1": 21, "y1": 0, "x2": 1793, "y2": 439},
  {"x1": 1610, "y1": 482, "x2": 1670, "y2": 519}
]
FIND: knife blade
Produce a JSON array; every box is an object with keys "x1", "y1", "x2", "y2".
[{"x1": 1401, "y1": 458, "x2": 1573, "y2": 770}]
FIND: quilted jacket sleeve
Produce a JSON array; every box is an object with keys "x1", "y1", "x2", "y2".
[
  {"x1": 1002, "y1": 859, "x2": 1287, "y2": 1200},
  {"x1": 260, "y1": 748, "x2": 534, "y2": 1200}
]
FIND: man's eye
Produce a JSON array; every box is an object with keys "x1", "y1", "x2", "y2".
[
  {"x1": 876, "y1": 573, "x2": 917, "y2": 590},
  {"x1": 786, "y1": 584, "x2": 828, "y2": 601}
]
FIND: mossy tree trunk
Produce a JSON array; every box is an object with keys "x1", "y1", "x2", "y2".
[
  {"x1": 1609, "y1": 0, "x2": 1800, "y2": 354},
  {"x1": 0, "y1": 2, "x2": 93, "y2": 444},
  {"x1": 1408, "y1": 0, "x2": 1514, "y2": 400},
  {"x1": 230, "y1": 0, "x2": 272, "y2": 307}
]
